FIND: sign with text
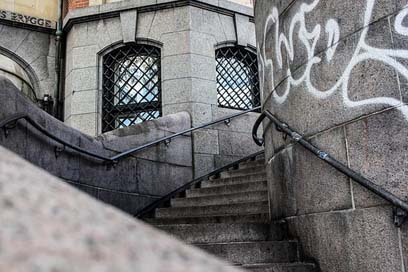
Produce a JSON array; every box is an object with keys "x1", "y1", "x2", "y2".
[{"x1": 0, "y1": 9, "x2": 56, "y2": 29}]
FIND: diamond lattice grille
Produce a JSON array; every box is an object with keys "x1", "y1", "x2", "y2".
[
  {"x1": 102, "y1": 44, "x2": 161, "y2": 132},
  {"x1": 216, "y1": 46, "x2": 260, "y2": 110}
]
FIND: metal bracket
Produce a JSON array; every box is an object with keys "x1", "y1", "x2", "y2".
[
  {"x1": 106, "y1": 161, "x2": 118, "y2": 171},
  {"x1": 54, "y1": 145, "x2": 65, "y2": 159},
  {"x1": 276, "y1": 123, "x2": 288, "y2": 140},
  {"x1": 2, "y1": 121, "x2": 18, "y2": 138},
  {"x1": 224, "y1": 118, "x2": 231, "y2": 126},
  {"x1": 164, "y1": 139, "x2": 172, "y2": 147},
  {"x1": 393, "y1": 207, "x2": 407, "y2": 227}
]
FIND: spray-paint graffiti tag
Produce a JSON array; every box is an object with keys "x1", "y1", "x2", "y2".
[{"x1": 257, "y1": 0, "x2": 408, "y2": 119}]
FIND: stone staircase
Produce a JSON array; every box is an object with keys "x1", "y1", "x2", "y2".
[{"x1": 145, "y1": 156, "x2": 317, "y2": 272}]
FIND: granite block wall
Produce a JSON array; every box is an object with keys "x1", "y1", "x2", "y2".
[
  {"x1": 0, "y1": 76, "x2": 193, "y2": 215},
  {"x1": 63, "y1": 0, "x2": 262, "y2": 176},
  {"x1": 255, "y1": 0, "x2": 408, "y2": 271}
]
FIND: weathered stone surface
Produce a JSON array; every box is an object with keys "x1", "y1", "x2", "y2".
[
  {"x1": 193, "y1": 129, "x2": 219, "y2": 155},
  {"x1": 346, "y1": 108, "x2": 408, "y2": 207},
  {"x1": 235, "y1": 14, "x2": 256, "y2": 47},
  {"x1": 218, "y1": 131, "x2": 262, "y2": 157},
  {"x1": 286, "y1": 206, "x2": 403, "y2": 272},
  {"x1": 0, "y1": 146, "x2": 244, "y2": 272},
  {"x1": 120, "y1": 9, "x2": 138, "y2": 43}
]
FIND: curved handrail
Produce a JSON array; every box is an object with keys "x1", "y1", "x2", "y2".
[
  {"x1": 252, "y1": 110, "x2": 408, "y2": 227},
  {"x1": 0, "y1": 106, "x2": 261, "y2": 164},
  {"x1": 0, "y1": 113, "x2": 115, "y2": 163},
  {"x1": 136, "y1": 150, "x2": 265, "y2": 218}
]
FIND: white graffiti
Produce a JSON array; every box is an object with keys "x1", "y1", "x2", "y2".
[{"x1": 257, "y1": 0, "x2": 408, "y2": 119}]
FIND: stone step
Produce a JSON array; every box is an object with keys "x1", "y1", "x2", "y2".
[
  {"x1": 242, "y1": 263, "x2": 317, "y2": 272},
  {"x1": 201, "y1": 173, "x2": 267, "y2": 188},
  {"x1": 238, "y1": 159, "x2": 265, "y2": 170},
  {"x1": 156, "y1": 201, "x2": 269, "y2": 218},
  {"x1": 171, "y1": 191, "x2": 268, "y2": 207},
  {"x1": 156, "y1": 223, "x2": 275, "y2": 243},
  {"x1": 196, "y1": 241, "x2": 299, "y2": 265},
  {"x1": 145, "y1": 213, "x2": 270, "y2": 225},
  {"x1": 220, "y1": 166, "x2": 265, "y2": 179},
  {"x1": 157, "y1": 221, "x2": 287, "y2": 243},
  {"x1": 187, "y1": 180, "x2": 268, "y2": 198}
]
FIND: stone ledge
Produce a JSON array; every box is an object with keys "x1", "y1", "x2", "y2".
[{"x1": 63, "y1": 0, "x2": 254, "y2": 31}]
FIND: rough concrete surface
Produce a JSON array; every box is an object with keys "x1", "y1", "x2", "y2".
[{"x1": 0, "y1": 145, "x2": 243, "y2": 272}]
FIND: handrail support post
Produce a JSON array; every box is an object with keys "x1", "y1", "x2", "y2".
[{"x1": 393, "y1": 207, "x2": 407, "y2": 227}]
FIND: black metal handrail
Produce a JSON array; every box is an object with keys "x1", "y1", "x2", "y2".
[
  {"x1": 136, "y1": 150, "x2": 265, "y2": 218},
  {"x1": 0, "y1": 106, "x2": 261, "y2": 164},
  {"x1": 252, "y1": 110, "x2": 408, "y2": 227},
  {"x1": 0, "y1": 113, "x2": 115, "y2": 163}
]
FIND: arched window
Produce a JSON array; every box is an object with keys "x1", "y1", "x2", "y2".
[
  {"x1": 102, "y1": 43, "x2": 161, "y2": 132},
  {"x1": 0, "y1": 53, "x2": 37, "y2": 103},
  {"x1": 216, "y1": 46, "x2": 260, "y2": 110}
]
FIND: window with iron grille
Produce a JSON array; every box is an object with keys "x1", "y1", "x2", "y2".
[
  {"x1": 102, "y1": 43, "x2": 161, "y2": 133},
  {"x1": 216, "y1": 46, "x2": 260, "y2": 111}
]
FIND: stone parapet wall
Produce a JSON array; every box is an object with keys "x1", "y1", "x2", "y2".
[
  {"x1": 0, "y1": 76, "x2": 193, "y2": 215},
  {"x1": 0, "y1": 144, "x2": 242, "y2": 272},
  {"x1": 255, "y1": 0, "x2": 408, "y2": 271}
]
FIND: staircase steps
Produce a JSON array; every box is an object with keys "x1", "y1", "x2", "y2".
[
  {"x1": 156, "y1": 201, "x2": 269, "y2": 218},
  {"x1": 156, "y1": 222, "x2": 286, "y2": 243},
  {"x1": 201, "y1": 173, "x2": 267, "y2": 188},
  {"x1": 171, "y1": 191, "x2": 268, "y2": 207},
  {"x1": 186, "y1": 180, "x2": 268, "y2": 197},
  {"x1": 241, "y1": 263, "x2": 317, "y2": 272},
  {"x1": 143, "y1": 155, "x2": 317, "y2": 272},
  {"x1": 145, "y1": 213, "x2": 270, "y2": 225},
  {"x1": 196, "y1": 241, "x2": 299, "y2": 264},
  {"x1": 220, "y1": 166, "x2": 265, "y2": 178}
]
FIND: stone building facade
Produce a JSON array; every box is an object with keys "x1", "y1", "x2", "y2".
[
  {"x1": 62, "y1": 0, "x2": 261, "y2": 176},
  {"x1": 0, "y1": 0, "x2": 261, "y2": 176},
  {"x1": 255, "y1": 0, "x2": 408, "y2": 271}
]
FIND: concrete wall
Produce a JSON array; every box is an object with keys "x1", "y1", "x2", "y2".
[
  {"x1": 255, "y1": 0, "x2": 408, "y2": 271},
  {"x1": 63, "y1": 0, "x2": 262, "y2": 176},
  {"x1": 0, "y1": 76, "x2": 193, "y2": 215},
  {"x1": 0, "y1": 24, "x2": 57, "y2": 101}
]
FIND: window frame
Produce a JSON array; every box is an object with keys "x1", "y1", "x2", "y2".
[
  {"x1": 215, "y1": 45, "x2": 260, "y2": 111},
  {"x1": 101, "y1": 42, "x2": 162, "y2": 133}
]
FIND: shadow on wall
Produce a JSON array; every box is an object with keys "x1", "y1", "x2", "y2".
[{"x1": 0, "y1": 76, "x2": 193, "y2": 215}]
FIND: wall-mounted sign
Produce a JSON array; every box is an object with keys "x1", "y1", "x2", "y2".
[{"x1": 0, "y1": 9, "x2": 56, "y2": 29}]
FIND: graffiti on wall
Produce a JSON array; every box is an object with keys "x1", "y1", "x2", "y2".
[{"x1": 257, "y1": 0, "x2": 408, "y2": 119}]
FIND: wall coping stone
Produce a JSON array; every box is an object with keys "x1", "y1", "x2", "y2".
[{"x1": 63, "y1": 0, "x2": 254, "y2": 31}]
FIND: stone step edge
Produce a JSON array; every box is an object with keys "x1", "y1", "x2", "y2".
[
  {"x1": 158, "y1": 200, "x2": 269, "y2": 211},
  {"x1": 193, "y1": 240, "x2": 299, "y2": 246},
  {"x1": 172, "y1": 190, "x2": 268, "y2": 203},
  {"x1": 188, "y1": 180, "x2": 268, "y2": 193},
  {"x1": 152, "y1": 212, "x2": 270, "y2": 220}
]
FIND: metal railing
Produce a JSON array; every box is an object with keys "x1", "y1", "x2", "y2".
[
  {"x1": 0, "y1": 106, "x2": 261, "y2": 165},
  {"x1": 252, "y1": 110, "x2": 408, "y2": 227}
]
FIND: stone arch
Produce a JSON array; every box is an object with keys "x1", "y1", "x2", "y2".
[{"x1": 0, "y1": 46, "x2": 40, "y2": 103}]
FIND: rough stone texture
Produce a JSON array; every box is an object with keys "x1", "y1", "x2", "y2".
[
  {"x1": 346, "y1": 108, "x2": 408, "y2": 207},
  {"x1": 256, "y1": 0, "x2": 408, "y2": 271},
  {"x1": 0, "y1": 145, "x2": 244, "y2": 272},
  {"x1": 286, "y1": 207, "x2": 403, "y2": 272},
  {"x1": 0, "y1": 77, "x2": 193, "y2": 215}
]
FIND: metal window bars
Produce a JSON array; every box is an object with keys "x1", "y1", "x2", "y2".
[
  {"x1": 216, "y1": 46, "x2": 260, "y2": 111},
  {"x1": 102, "y1": 43, "x2": 162, "y2": 133}
]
